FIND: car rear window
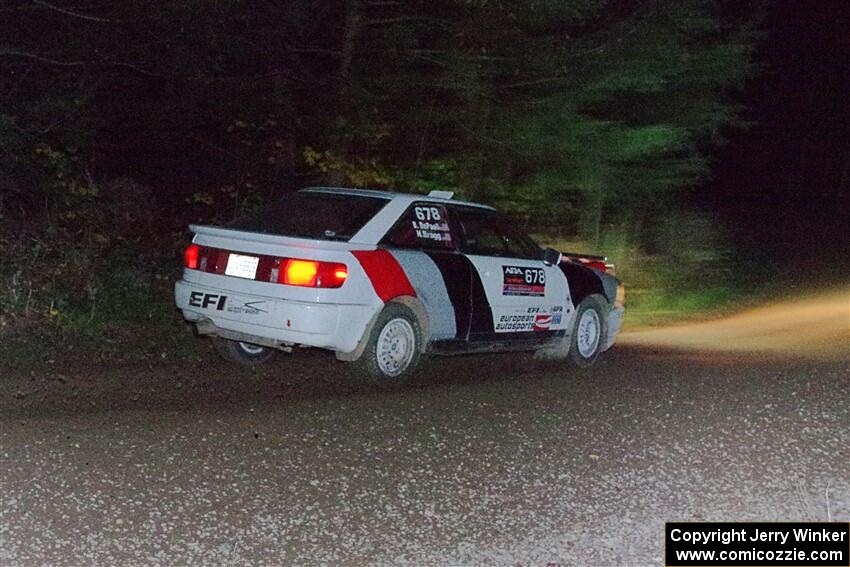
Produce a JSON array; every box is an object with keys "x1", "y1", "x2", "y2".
[{"x1": 228, "y1": 191, "x2": 390, "y2": 241}]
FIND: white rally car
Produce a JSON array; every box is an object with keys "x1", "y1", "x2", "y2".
[{"x1": 175, "y1": 188, "x2": 624, "y2": 384}]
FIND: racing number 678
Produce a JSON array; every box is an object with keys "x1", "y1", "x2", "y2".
[
  {"x1": 414, "y1": 207, "x2": 441, "y2": 221},
  {"x1": 525, "y1": 269, "x2": 545, "y2": 285}
]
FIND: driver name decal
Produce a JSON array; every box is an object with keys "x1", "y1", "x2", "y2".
[
  {"x1": 411, "y1": 205, "x2": 452, "y2": 246},
  {"x1": 502, "y1": 265, "x2": 545, "y2": 296}
]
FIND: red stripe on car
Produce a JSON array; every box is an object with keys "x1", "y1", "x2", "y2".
[{"x1": 352, "y1": 250, "x2": 417, "y2": 302}]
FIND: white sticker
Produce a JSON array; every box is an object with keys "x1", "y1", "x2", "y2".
[
  {"x1": 225, "y1": 253, "x2": 259, "y2": 279},
  {"x1": 411, "y1": 205, "x2": 452, "y2": 246}
]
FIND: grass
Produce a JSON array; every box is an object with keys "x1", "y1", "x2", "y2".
[
  {"x1": 622, "y1": 284, "x2": 744, "y2": 328},
  {"x1": 0, "y1": 260, "x2": 205, "y2": 372},
  {"x1": 537, "y1": 228, "x2": 746, "y2": 330},
  {"x1": 0, "y1": 305, "x2": 204, "y2": 374}
]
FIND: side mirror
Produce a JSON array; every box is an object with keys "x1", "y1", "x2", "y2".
[{"x1": 542, "y1": 247, "x2": 562, "y2": 266}]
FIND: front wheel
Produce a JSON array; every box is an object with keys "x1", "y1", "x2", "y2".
[
  {"x1": 569, "y1": 294, "x2": 608, "y2": 367},
  {"x1": 352, "y1": 304, "x2": 422, "y2": 387},
  {"x1": 212, "y1": 337, "x2": 277, "y2": 365}
]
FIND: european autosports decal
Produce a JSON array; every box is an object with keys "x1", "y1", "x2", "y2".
[
  {"x1": 495, "y1": 306, "x2": 554, "y2": 333},
  {"x1": 502, "y1": 265, "x2": 546, "y2": 296}
]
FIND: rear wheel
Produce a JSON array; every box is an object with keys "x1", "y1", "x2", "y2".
[
  {"x1": 352, "y1": 304, "x2": 422, "y2": 387},
  {"x1": 212, "y1": 337, "x2": 277, "y2": 365},
  {"x1": 569, "y1": 295, "x2": 608, "y2": 367}
]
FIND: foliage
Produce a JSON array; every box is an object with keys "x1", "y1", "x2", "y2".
[
  {"x1": 0, "y1": 175, "x2": 177, "y2": 327},
  {"x1": 0, "y1": 0, "x2": 762, "y2": 336},
  {"x1": 0, "y1": 1, "x2": 759, "y2": 209},
  {"x1": 538, "y1": 208, "x2": 739, "y2": 327}
]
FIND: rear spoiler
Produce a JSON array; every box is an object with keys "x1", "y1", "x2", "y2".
[
  {"x1": 560, "y1": 251, "x2": 615, "y2": 274},
  {"x1": 561, "y1": 251, "x2": 606, "y2": 262}
]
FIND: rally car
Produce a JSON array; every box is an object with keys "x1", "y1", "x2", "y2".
[{"x1": 175, "y1": 187, "x2": 624, "y2": 385}]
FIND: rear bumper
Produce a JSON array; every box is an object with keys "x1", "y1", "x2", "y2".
[{"x1": 174, "y1": 280, "x2": 376, "y2": 353}]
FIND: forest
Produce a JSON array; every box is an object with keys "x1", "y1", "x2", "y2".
[{"x1": 0, "y1": 1, "x2": 845, "y2": 348}]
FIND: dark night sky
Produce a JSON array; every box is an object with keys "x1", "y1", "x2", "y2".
[{"x1": 705, "y1": 0, "x2": 850, "y2": 267}]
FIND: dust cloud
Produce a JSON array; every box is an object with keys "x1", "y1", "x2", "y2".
[{"x1": 620, "y1": 289, "x2": 850, "y2": 360}]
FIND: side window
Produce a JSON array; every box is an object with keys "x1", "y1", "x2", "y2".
[
  {"x1": 383, "y1": 203, "x2": 455, "y2": 250},
  {"x1": 455, "y1": 207, "x2": 541, "y2": 259}
]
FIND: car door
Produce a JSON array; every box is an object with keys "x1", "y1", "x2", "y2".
[
  {"x1": 380, "y1": 201, "x2": 474, "y2": 342},
  {"x1": 452, "y1": 206, "x2": 570, "y2": 341}
]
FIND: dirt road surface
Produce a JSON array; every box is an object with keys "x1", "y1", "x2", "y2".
[
  {"x1": 1, "y1": 295, "x2": 848, "y2": 565},
  {"x1": 620, "y1": 289, "x2": 849, "y2": 359}
]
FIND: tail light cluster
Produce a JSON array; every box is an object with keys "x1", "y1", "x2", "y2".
[
  {"x1": 581, "y1": 259, "x2": 615, "y2": 275},
  {"x1": 185, "y1": 243, "x2": 201, "y2": 270},
  {"x1": 582, "y1": 260, "x2": 610, "y2": 273},
  {"x1": 274, "y1": 258, "x2": 348, "y2": 288},
  {"x1": 184, "y1": 244, "x2": 347, "y2": 288},
  {"x1": 560, "y1": 251, "x2": 614, "y2": 275}
]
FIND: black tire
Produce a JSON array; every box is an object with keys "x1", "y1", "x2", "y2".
[
  {"x1": 568, "y1": 294, "x2": 608, "y2": 368},
  {"x1": 351, "y1": 303, "x2": 422, "y2": 387},
  {"x1": 212, "y1": 337, "x2": 277, "y2": 365}
]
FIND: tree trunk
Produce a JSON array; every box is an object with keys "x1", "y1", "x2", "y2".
[
  {"x1": 463, "y1": 96, "x2": 491, "y2": 202},
  {"x1": 337, "y1": 0, "x2": 361, "y2": 96},
  {"x1": 837, "y1": 145, "x2": 850, "y2": 204},
  {"x1": 326, "y1": 0, "x2": 361, "y2": 186},
  {"x1": 579, "y1": 181, "x2": 605, "y2": 248}
]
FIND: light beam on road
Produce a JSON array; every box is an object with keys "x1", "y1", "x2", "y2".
[{"x1": 619, "y1": 289, "x2": 850, "y2": 360}]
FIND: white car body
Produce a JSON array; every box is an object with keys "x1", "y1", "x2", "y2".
[{"x1": 175, "y1": 187, "x2": 624, "y2": 369}]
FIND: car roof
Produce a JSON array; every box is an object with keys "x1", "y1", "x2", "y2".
[{"x1": 301, "y1": 186, "x2": 496, "y2": 211}]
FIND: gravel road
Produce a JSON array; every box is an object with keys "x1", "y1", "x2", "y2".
[{"x1": 1, "y1": 343, "x2": 848, "y2": 566}]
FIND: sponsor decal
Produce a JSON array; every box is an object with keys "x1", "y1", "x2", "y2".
[
  {"x1": 533, "y1": 313, "x2": 552, "y2": 331},
  {"x1": 495, "y1": 306, "x2": 550, "y2": 333},
  {"x1": 551, "y1": 305, "x2": 563, "y2": 326},
  {"x1": 411, "y1": 205, "x2": 452, "y2": 245},
  {"x1": 188, "y1": 291, "x2": 227, "y2": 310},
  {"x1": 225, "y1": 300, "x2": 268, "y2": 315},
  {"x1": 502, "y1": 266, "x2": 546, "y2": 296}
]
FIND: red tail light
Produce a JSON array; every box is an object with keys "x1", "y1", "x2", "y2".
[
  {"x1": 184, "y1": 244, "x2": 200, "y2": 269},
  {"x1": 183, "y1": 242, "x2": 346, "y2": 288},
  {"x1": 282, "y1": 259, "x2": 318, "y2": 286},
  {"x1": 279, "y1": 258, "x2": 347, "y2": 288}
]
